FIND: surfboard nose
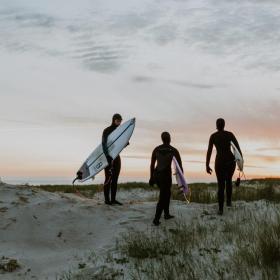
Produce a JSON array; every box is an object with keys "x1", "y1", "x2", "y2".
[{"x1": 131, "y1": 118, "x2": 136, "y2": 124}]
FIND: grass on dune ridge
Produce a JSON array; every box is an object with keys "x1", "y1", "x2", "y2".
[
  {"x1": 34, "y1": 178, "x2": 280, "y2": 203},
  {"x1": 58, "y1": 201, "x2": 280, "y2": 280},
  {"x1": 34, "y1": 178, "x2": 280, "y2": 280},
  {"x1": 114, "y1": 202, "x2": 280, "y2": 280}
]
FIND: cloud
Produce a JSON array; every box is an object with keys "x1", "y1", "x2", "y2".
[
  {"x1": 256, "y1": 147, "x2": 280, "y2": 152},
  {"x1": 72, "y1": 43, "x2": 128, "y2": 72},
  {"x1": 13, "y1": 13, "x2": 55, "y2": 28},
  {"x1": 0, "y1": 7, "x2": 57, "y2": 54},
  {"x1": 166, "y1": 79, "x2": 222, "y2": 89},
  {"x1": 180, "y1": 0, "x2": 280, "y2": 71},
  {"x1": 0, "y1": 8, "x2": 55, "y2": 28},
  {"x1": 2, "y1": 0, "x2": 280, "y2": 73},
  {"x1": 250, "y1": 155, "x2": 280, "y2": 163},
  {"x1": 147, "y1": 23, "x2": 178, "y2": 45},
  {"x1": 132, "y1": 76, "x2": 156, "y2": 83},
  {"x1": 132, "y1": 75, "x2": 222, "y2": 89}
]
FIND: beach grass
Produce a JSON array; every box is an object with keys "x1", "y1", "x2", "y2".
[
  {"x1": 34, "y1": 178, "x2": 280, "y2": 203},
  {"x1": 115, "y1": 202, "x2": 280, "y2": 280}
]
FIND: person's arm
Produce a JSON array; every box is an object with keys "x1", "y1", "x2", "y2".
[
  {"x1": 149, "y1": 149, "x2": 157, "y2": 185},
  {"x1": 206, "y1": 135, "x2": 214, "y2": 174},
  {"x1": 231, "y1": 133, "x2": 243, "y2": 157},
  {"x1": 174, "y1": 149, "x2": 183, "y2": 173},
  {"x1": 102, "y1": 129, "x2": 112, "y2": 164}
]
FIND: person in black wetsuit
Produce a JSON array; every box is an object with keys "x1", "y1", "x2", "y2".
[
  {"x1": 206, "y1": 118, "x2": 242, "y2": 215},
  {"x1": 102, "y1": 113, "x2": 123, "y2": 205},
  {"x1": 149, "y1": 132, "x2": 183, "y2": 226}
]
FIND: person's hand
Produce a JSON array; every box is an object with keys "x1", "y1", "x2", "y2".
[
  {"x1": 206, "y1": 165, "x2": 213, "y2": 175},
  {"x1": 106, "y1": 156, "x2": 113, "y2": 166},
  {"x1": 149, "y1": 178, "x2": 155, "y2": 186}
]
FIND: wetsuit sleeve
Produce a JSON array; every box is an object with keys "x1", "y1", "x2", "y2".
[
  {"x1": 231, "y1": 133, "x2": 243, "y2": 157},
  {"x1": 150, "y1": 148, "x2": 157, "y2": 179},
  {"x1": 206, "y1": 135, "x2": 214, "y2": 167},
  {"x1": 102, "y1": 129, "x2": 110, "y2": 158},
  {"x1": 174, "y1": 149, "x2": 183, "y2": 173}
]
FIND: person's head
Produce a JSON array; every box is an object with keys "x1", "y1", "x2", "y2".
[
  {"x1": 112, "y1": 113, "x2": 122, "y2": 126},
  {"x1": 161, "y1": 131, "x2": 171, "y2": 145},
  {"x1": 216, "y1": 118, "x2": 225, "y2": 131}
]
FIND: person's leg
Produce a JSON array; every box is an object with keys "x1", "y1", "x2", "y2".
[
  {"x1": 226, "y1": 161, "x2": 236, "y2": 206},
  {"x1": 163, "y1": 176, "x2": 172, "y2": 218},
  {"x1": 154, "y1": 175, "x2": 165, "y2": 224},
  {"x1": 215, "y1": 163, "x2": 226, "y2": 214},
  {"x1": 104, "y1": 166, "x2": 112, "y2": 204},
  {"x1": 111, "y1": 156, "x2": 121, "y2": 203}
]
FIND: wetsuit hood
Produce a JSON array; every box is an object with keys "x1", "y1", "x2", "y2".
[{"x1": 216, "y1": 118, "x2": 225, "y2": 131}]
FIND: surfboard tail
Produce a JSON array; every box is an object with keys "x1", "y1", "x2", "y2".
[{"x1": 172, "y1": 156, "x2": 190, "y2": 200}]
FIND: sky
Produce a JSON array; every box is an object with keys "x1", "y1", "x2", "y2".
[{"x1": 0, "y1": 0, "x2": 280, "y2": 184}]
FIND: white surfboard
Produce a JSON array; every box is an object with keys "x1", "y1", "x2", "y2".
[
  {"x1": 172, "y1": 157, "x2": 190, "y2": 201},
  {"x1": 231, "y1": 141, "x2": 244, "y2": 172},
  {"x1": 75, "y1": 118, "x2": 136, "y2": 182}
]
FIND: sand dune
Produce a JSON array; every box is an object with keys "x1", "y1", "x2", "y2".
[
  {"x1": 1, "y1": 182, "x2": 276, "y2": 279},
  {"x1": 0, "y1": 183, "x2": 181, "y2": 279}
]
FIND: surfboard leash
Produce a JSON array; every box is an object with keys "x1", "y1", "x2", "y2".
[
  {"x1": 236, "y1": 170, "x2": 247, "y2": 187},
  {"x1": 177, "y1": 184, "x2": 191, "y2": 203},
  {"x1": 72, "y1": 172, "x2": 87, "y2": 198},
  {"x1": 72, "y1": 176, "x2": 79, "y2": 186}
]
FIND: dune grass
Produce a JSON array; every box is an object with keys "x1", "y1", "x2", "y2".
[
  {"x1": 53, "y1": 180, "x2": 280, "y2": 280},
  {"x1": 35, "y1": 182, "x2": 154, "y2": 199},
  {"x1": 63, "y1": 201, "x2": 280, "y2": 280},
  {"x1": 116, "y1": 202, "x2": 280, "y2": 280},
  {"x1": 172, "y1": 180, "x2": 280, "y2": 203},
  {"x1": 35, "y1": 178, "x2": 280, "y2": 203}
]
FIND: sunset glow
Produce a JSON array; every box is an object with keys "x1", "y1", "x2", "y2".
[{"x1": 1, "y1": 0, "x2": 280, "y2": 184}]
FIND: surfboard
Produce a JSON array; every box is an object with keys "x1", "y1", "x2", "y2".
[
  {"x1": 75, "y1": 118, "x2": 136, "y2": 182},
  {"x1": 231, "y1": 141, "x2": 244, "y2": 172},
  {"x1": 172, "y1": 157, "x2": 190, "y2": 202}
]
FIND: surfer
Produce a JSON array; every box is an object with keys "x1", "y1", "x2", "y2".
[
  {"x1": 102, "y1": 114, "x2": 123, "y2": 205},
  {"x1": 149, "y1": 132, "x2": 183, "y2": 226},
  {"x1": 206, "y1": 118, "x2": 242, "y2": 215}
]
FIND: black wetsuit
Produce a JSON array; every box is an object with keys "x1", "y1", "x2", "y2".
[
  {"x1": 102, "y1": 124, "x2": 121, "y2": 203},
  {"x1": 150, "y1": 144, "x2": 183, "y2": 221},
  {"x1": 206, "y1": 130, "x2": 242, "y2": 211}
]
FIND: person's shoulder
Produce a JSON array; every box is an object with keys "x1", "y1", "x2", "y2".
[
  {"x1": 169, "y1": 145, "x2": 179, "y2": 153},
  {"x1": 210, "y1": 131, "x2": 218, "y2": 138},
  {"x1": 154, "y1": 144, "x2": 171, "y2": 152},
  {"x1": 225, "y1": 130, "x2": 234, "y2": 137},
  {"x1": 152, "y1": 145, "x2": 159, "y2": 153},
  {"x1": 154, "y1": 144, "x2": 163, "y2": 151},
  {"x1": 103, "y1": 126, "x2": 111, "y2": 133}
]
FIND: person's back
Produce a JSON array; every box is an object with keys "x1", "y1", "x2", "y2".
[
  {"x1": 210, "y1": 130, "x2": 236, "y2": 162},
  {"x1": 153, "y1": 144, "x2": 181, "y2": 175}
]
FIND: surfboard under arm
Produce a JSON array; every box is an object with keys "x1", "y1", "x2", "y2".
[{"x1": 75, "y1": 118, "x2": 136, "y2": 182}]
